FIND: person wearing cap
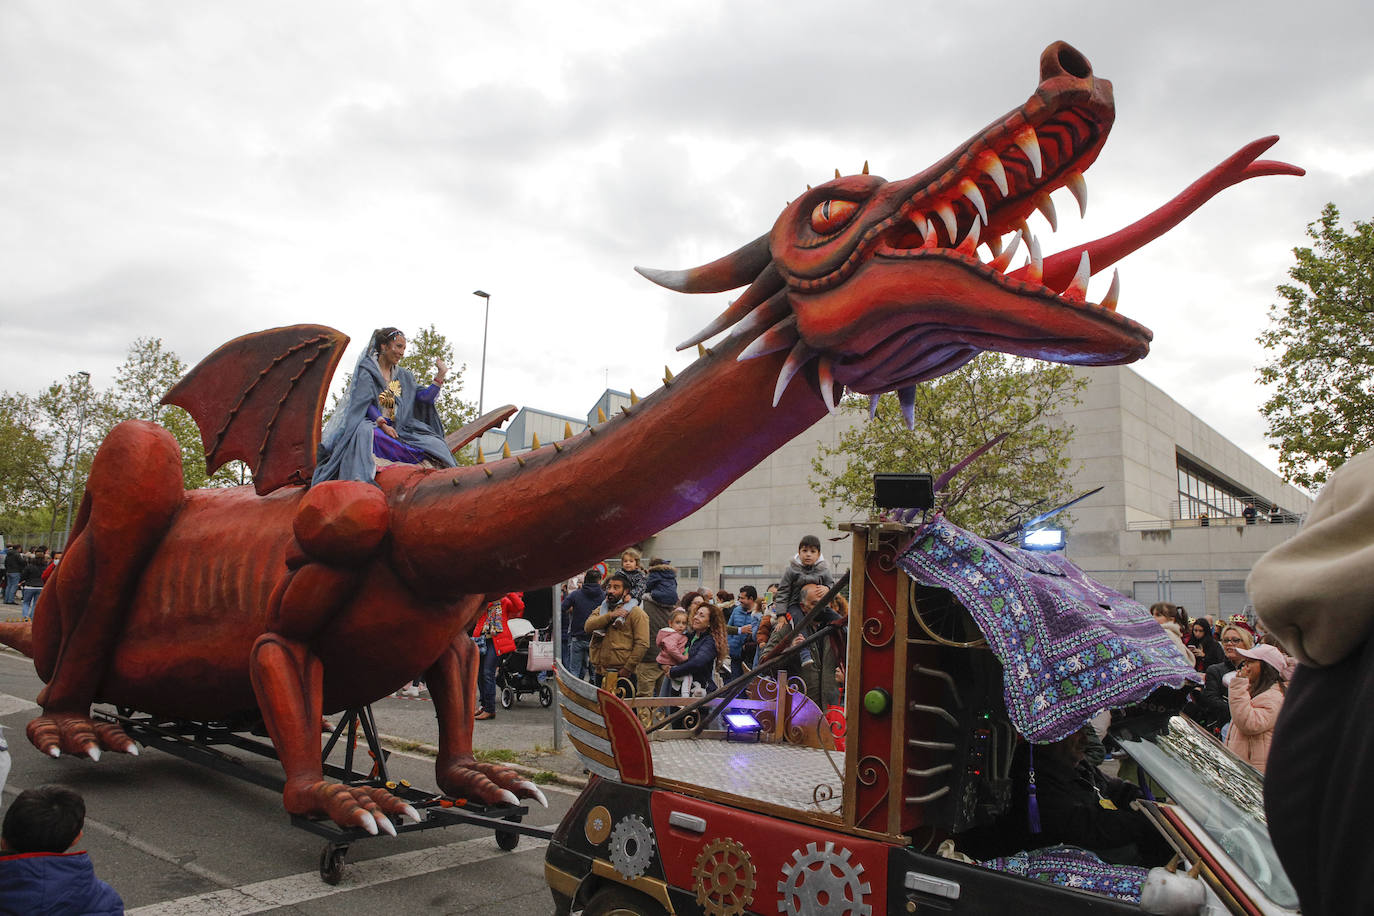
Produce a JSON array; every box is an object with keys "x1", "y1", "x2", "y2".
[
  {"x1": 1223, "y1": 642, "x2": 1286, "y2": 772},
  {"x1": 583, "y1": 570, "x2": 648, "y2": 693}
]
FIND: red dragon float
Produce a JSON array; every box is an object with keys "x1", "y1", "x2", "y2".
[{"x1": 0, "y1": 42, "x2": 1299, "y2": 840}]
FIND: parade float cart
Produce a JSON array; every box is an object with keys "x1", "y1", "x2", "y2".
[
  {"x1": 544, "y1": 521, "x2": 1298, "y2": 916},
  {"x1": 94, "y1": 705, "x2": 551, "y2": 884}
]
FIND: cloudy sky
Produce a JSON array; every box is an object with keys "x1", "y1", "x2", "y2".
[{"x1": 3, "y1": 1, "x2": 1370, "y2": 482}]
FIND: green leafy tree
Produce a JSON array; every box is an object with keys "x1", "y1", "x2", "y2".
[
  {"x1": 1257, "y1": 203, "x2": 1374, "y2": 489},
  {"x1": 0, "y1": 374, "x2": 105, "y2": 544},
  {"x1": 400, "y1": 324, "x2": 479, "y2": 437},
  {"x1": 94, "y1": 337, "x2": 250, "y2": 489},
  {"x1": 809, "y1": 354, "x2": 1086, "y2": 535}
]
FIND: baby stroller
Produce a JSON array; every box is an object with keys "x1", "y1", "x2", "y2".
[{"x1": 497, "y1": 618, "x2": 554, "y2": 708}]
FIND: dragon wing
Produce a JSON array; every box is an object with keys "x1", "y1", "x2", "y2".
[{"x1": 162, "y1": 324, "x2": 348, "y2": 495}]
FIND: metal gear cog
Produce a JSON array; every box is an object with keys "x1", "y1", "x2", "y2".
[
  {"x1": 608, "y1": 813, "x2": 656, "y2": 880},
  {"x1": 693, "y1": 836, "x2": 757, "y2": 916},
  {"x1": 776, "y1": 841, "x2": 873, "y2": 916}
]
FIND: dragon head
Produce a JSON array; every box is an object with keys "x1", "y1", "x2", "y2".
[{"x1": 638, "y1": 41, "x2": 1300, "y2": 424}]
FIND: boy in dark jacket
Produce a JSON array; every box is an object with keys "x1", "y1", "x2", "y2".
[
  {"x1": 771, "y1": 535, "x2": 833, "y2": 673},
  {"x1": 0, "y1": 785, "x2": 123, "y2": 915}
]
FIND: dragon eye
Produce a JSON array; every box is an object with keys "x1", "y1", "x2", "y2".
[{"x1": 809, "y1": 199, "x2": 858, "y2": 235}]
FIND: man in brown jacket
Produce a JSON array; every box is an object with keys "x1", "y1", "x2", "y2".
[{"x1": 584, "y1": 570, "x2": 649, "y2": 694}]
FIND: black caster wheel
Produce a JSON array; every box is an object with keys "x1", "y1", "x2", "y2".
[
  {"x1": 495, "y1": 814, "x2": 521, "y2": 851},
  {"x1": 319, "y1": 842, "x2": 349, "y2": 885},
  {"x1": 539, "y1": 685, "x2": 553, "y2": 707},
  {"x1": 500, "y1": 687, "x2": 515, "y2": 709}
]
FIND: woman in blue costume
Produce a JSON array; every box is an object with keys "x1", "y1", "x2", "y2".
[{"x1": 312, "y1": 327, "x2": 458, "y2": 484}]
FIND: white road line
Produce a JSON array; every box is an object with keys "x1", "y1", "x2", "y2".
[
  {"x1": 0, "y1": 693, "x2": 38, "y2": 716},
  {"x1": 125, "y1": 830, "x2": 552, "y2": 916}
]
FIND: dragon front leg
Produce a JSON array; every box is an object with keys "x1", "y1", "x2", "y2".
[
  {"x1": 249, "y1": 633, "x2": 419, "y2": 835},
  {"x1": 427, "y1": 632, "x2": 548, "y2": 809},
  {"x1": 27, "y1": 420, "x2": 183, "y2": 761}
]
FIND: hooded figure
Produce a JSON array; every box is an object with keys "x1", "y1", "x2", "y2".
[
  {"x1": 312, "y1": 327, "x2": 456, "y2": 485},
  {"x1": 1249, "y1": 448, "x2": 1374, "y2": 915}
]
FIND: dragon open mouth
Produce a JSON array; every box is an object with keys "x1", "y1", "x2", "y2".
[{"x1": 637, "y1": 41, "x2": 1301, "y2": 426}]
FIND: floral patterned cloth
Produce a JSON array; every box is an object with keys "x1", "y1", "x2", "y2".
[
  {"x1": 979, "y1": 845, "x2": 1149, "y2": 902},
  {"x1": 899, "y1": 520, "x2": 1200, "y2": 742}
]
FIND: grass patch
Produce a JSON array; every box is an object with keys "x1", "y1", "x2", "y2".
[
  {"x1": 474, "y1": 748, "x2": 520, "y2": 764},
  {"x1": 530, "y1": 770, "x2": 560, "y2": 784},
  {"x1": 385, "y1": 738, "x2": 435, "y2": 756}
]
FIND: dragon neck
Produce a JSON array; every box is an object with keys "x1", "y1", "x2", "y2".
[{"x1": 389, "y1": 332, "x2": 830, "y2": 595}]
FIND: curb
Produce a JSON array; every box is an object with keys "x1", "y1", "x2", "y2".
[{"x1": 376, "y1": 732, "x2": 589, "y2": 790}]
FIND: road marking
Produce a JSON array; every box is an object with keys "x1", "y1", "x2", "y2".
[
  {"x1": 0, "y1": 693, "x2": 38, "y2": 716},
  {"x1": 125, "y1": 830, "x2": 553, "y2": 915}
]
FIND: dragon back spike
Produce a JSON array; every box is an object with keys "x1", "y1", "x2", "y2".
[{"x1": 634, "y1": 233, "x2": 772, "y2": 294}]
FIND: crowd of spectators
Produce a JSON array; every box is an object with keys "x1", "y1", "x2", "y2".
[
  {"x1": 562, "y1": 536, "x2": 850, "y2": 715},
  {"x1": 1146, "y1": 602, "x2": 1293, "y2": 774},
  {"x1": 2, "y1": 544, "x2": 62, "y2": 622}
]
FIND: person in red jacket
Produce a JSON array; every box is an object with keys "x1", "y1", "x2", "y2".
[{"x1": 473, "y1": 593, "x2": 524, "y2": 720}]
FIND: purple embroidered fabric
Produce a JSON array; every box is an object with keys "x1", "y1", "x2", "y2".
[
  {"x1": 978, "y1": 845, "x2": 1149, "y2": 902},
  {"x1": 898, "y1": 520, "x2": 1201, "y2": 742}
]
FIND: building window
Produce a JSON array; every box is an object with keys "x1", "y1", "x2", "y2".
[
  {"x1": 1176, "y1": 454, "x2": 1272, "y2": 521},
  {"x1": 676, "y1": 566, "x2": 700, "y2": 584},
  {"x1": 722, "y1": 565, "x2": 764, "y2": 575}
]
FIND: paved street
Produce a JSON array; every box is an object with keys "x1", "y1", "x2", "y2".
[{"x1": 0, "y1": 642, "x2": 585, "y2": 914}]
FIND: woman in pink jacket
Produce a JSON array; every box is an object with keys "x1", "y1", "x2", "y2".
[{"x1": 1225, "y1": 643, "x2": 1287, "y2": 773}]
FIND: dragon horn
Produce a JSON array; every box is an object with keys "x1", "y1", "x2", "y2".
[{"x1": 635, "y1": 233, "x2": 772, "y2": 294}]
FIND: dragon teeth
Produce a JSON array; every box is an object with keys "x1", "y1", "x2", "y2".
[
  {"x1": 1026, "y1": 236, "x2": 1044, "y2": 284},
  {"x1": 977, "y1": 150, "x2": 1009, "y2": 196},
  {"x1": 1013, "y1": 125, "x2": 1042, "y2": 179},
  {"x1": 1063, "y1": 251, "x2": 1091, "y2": 301},
  {"x1": 988, "y1": 231, "x2": 1021, "y2": 273},
  {"x1": 817, "y1": 357, "x2": 840, "y2": 414},
  {"x1": 772, "y1": 341, "x2": 815, "y2": 406},
  {"x1": 1101, "y1": 269, "x2": 1121, "y2": 311},
  {"x1": 1035, "y1": 192, "x2": 1058, "y2": 232},
  {"x1": 897, "y1": 385, "x2": 917, "y2": 431},
  {"x1": 921, "y1": 218, "x2": 939, "y2": 249},
  {"x1": 935, "y1": 203, "x2": 958, "y2": 243},
  {"x1": 986, "y1": 233, "x2": 1003, "y2": 258},
  {"x1": 1065, "y1": 170, "x2": 1088, "y2": 218},
  {"x1": 959, "y1": 179, "x2": 988, "y2": 224}
]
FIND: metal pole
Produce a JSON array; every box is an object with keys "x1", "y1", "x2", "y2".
[
  {"x1": 473, "y1": 290, "x2": 491, "y2": 416},
  {"x1": 550, "y1": 585, "x2": 563, "y2": 752},
  {"x1": 64, "y1": 371, "x2": 91, "y2": 544}
]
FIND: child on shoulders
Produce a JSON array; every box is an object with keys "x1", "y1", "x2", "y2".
[{"x1": 655, "y1": 609, "x2": 692, "y2": 697}]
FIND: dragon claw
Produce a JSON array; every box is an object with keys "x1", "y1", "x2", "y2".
[
  {"x1": 285, "y1": 780, "x2": 418, "y2": 835},
  {"x1": 515, "y1": 780, "x2": 549, "y2": 808},
  {"x1": 402, "y1": 804, "x2": 421, "y2": 824},
  {"x1": 27, "y1": 713, "x2": 139, "y2": 760},
  {"x1": 357, "y1": 810, "x2": 378, "y2": 836},
  {"x1": 437, "y1": 760, "x2": 543, "y2": 809}
]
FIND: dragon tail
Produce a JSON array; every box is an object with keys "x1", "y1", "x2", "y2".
[{"x1": 0, "y1": 622, "x2": 34, "y2": 658}]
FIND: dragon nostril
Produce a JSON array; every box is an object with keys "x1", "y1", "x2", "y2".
[
  {"x1": 1040, "y1": 41, "x2": 1092, "y2": 82},
  {"x1": 1057, "y1": 47, "x2": 1091, "y2": 79}
]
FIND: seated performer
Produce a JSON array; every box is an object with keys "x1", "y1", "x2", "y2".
[{"x1": 313, "y1": 327, "x2": 457, "y2": 484}]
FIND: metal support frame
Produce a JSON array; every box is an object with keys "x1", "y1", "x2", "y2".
[{"x1": 93, "y1": 705, "x2": 553, "y2": 883}]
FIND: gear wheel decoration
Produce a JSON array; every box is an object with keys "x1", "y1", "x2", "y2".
[
  {"x1": 693, "y1": 837, "x2": 757, "y2": 916},
  {"x1": 608, "y1": 813, "x2": 656, "y2": 880},
  {"x1": 776, "y1": 841, "x2": 873, "y2": 916}
]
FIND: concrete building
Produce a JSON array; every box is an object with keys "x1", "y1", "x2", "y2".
[
  {"x1": 496, "y1": 366, "x2": 1312, "y2": 622},
  {"x1": 655, "y1": 366, "x2": 1308, "y2": 621}
]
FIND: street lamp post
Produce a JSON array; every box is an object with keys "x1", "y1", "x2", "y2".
[
  {"x1": 472, "y1": 290, "x2": 491, "y2": 416},
  {"x1": 64, "y1": 371, "x2": 91, "y2": 544}
]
